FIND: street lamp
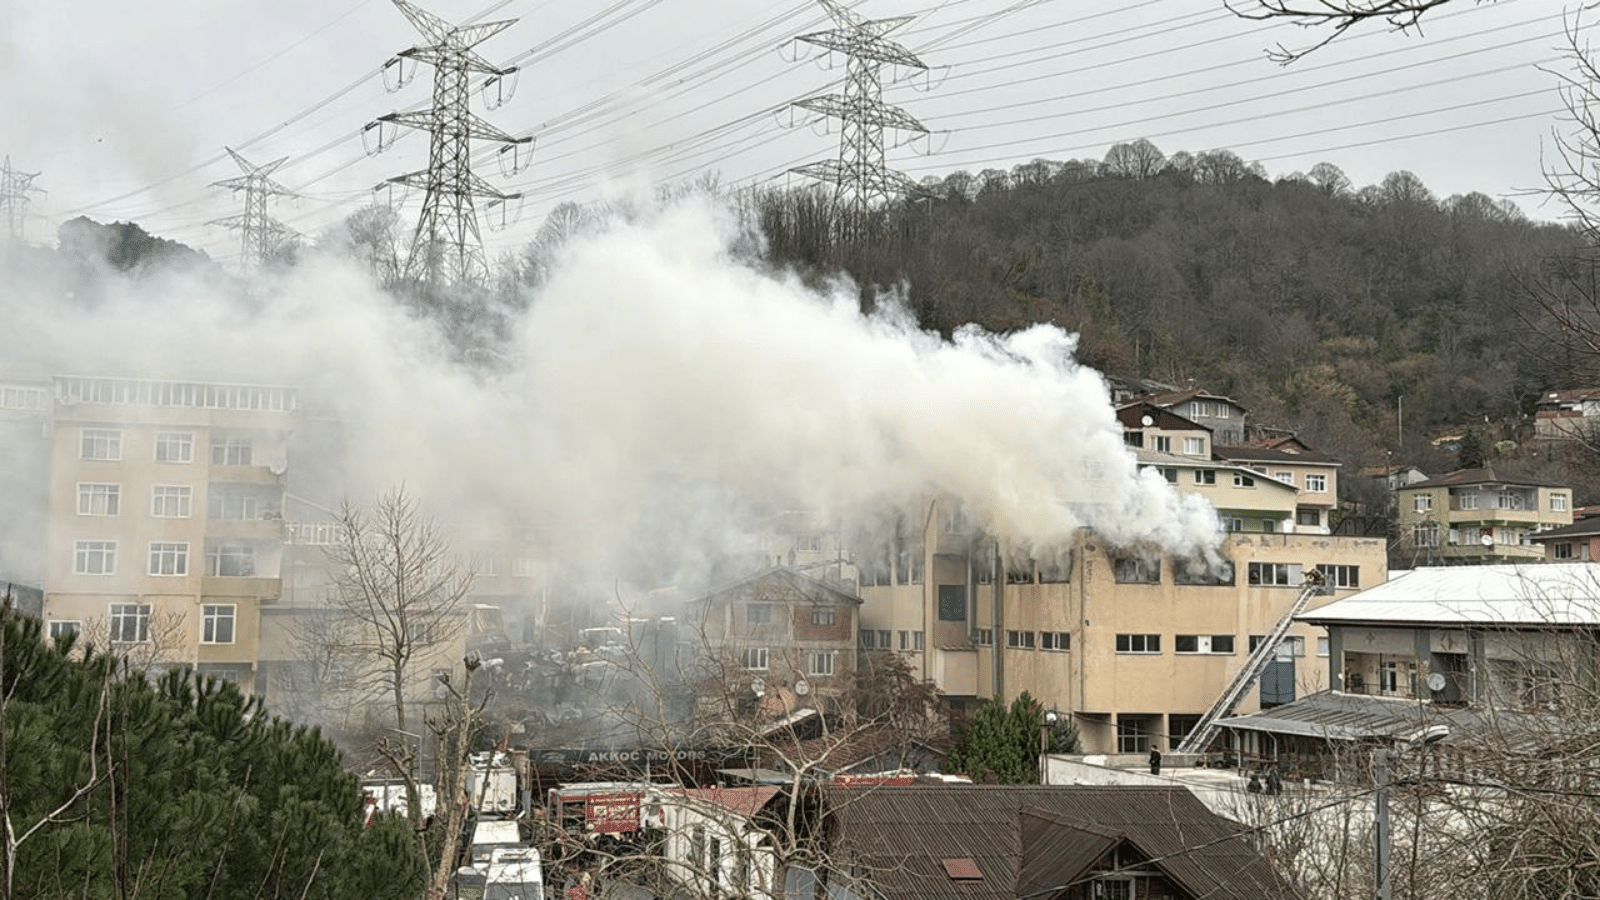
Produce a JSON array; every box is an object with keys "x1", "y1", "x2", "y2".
[
  {"x1": 1374, "y1": 724, "x2": 1449, "y2": 900},
  {"x1": 1039, "y1": 711, "x2": 1059, "y2": 783}
]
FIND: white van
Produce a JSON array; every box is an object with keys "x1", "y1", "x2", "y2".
[{"x1": 482, "y1": 847, "x2": 543, "y2": 900}]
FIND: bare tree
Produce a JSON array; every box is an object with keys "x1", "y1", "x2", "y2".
[
  {"x1": 1228, "y1": 1, "x2": 1473, "y2": 62},
  {"x1": 313, "y1": 486, "x2": 475, "y2": 841}
]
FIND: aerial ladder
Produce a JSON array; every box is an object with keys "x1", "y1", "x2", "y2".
[{"x1": 1175, "y1": 569, "x2": 1330, "y2": 755}]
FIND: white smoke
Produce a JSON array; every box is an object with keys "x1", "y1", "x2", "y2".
[{"x1": 0, "y1": 194, "x2": 1220, "y2": 597}]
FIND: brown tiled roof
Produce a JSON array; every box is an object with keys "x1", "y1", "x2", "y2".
[
  {"x1": 1404, "y1": 466, "x2": 1566, "y2": 490},
  {"x1": 822, "y1": 785, "x2": 1284, "y2": 900},
  {"x1": 1216, "y1": 443, "x2": 1341, "y2": 466}
]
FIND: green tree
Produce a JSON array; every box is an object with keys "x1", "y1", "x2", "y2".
[
  {"x1": 944, "y1": 692, "x2": 1049, "y2": 784},
  {"x1": 0, "y1": 603, "x2": 427, "y2": 900},
  {"x1": 1457, "y1": 428, "x2": 1486, "y2": 469}
]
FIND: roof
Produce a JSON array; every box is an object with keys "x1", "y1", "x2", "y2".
[
  {"x1": 1216, "y1": 690, "x2": 1499, "y2": 743},
  {"x1": 1537, "y1": 387, "x2": 1600, "y2": 406},
  {"x1": 666, "y1": 784, "x2": 783, "y2": 818},
  {"x1": 821, "y1": 785, "x2": 1282, "y2": 900},
  {"x1": 688, "y1": 566, "x2": 863, "y2": 608},
  {"x1": 1215, "y1": 443, "x2": 1341, "y2": 466},
  {"x1": 1113, "y1": 401, "x2": 1208, "y2": 433},
  {"x1": 1138, "y1": 388, "x2": 1247, "y2": 413},
  {"x1": 1298, "y1": 564, "x2": 1600, "y2": 628},
  {"x1": 1400, "y1": 466, "x2": 1566, "y2": 491},
  {"x1": 1528, "y1": 518, "x2": 1600, "y2": 541}
]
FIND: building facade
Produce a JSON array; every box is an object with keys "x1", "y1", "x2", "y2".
[{"x1": 1395, "y1": 467, "x2": 1573, "y2": 563}]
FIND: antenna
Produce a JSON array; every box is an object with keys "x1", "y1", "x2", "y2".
[
  {"x1": 369, "y1": 0, "x2": 533, "y2": 287},
  {"x1": 784, "y1": 0, "x2": 932, "y2": 243}
]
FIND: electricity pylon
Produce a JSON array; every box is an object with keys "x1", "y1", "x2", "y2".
[
  {"x1": 211, "y1": 147, "x2": 297, "y2": 273},
  {"x1": 789, "y1": 0, "x2": 929, "y2": 239},
  {"x1": 370, "y1": 0, "x2": 530, "y2": 287},
  {"x1": 1, "y1": 156, "x2": 44, "y2": 243}
]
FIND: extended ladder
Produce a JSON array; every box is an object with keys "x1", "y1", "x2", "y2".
[{"x1": 1175, "y1": 571, "x2": 1328, "y2": 754}]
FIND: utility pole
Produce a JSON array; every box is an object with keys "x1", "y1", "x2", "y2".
[
  {"x1": 369, "y1": 0, "x2": 530, "y2": 288},
  {"x1": 210, "y1": 148, "x2": 297, "y2": 273},
  {"x1": 788, "y1": 0, "x2": 930, "y2": 242},
  {"x1": 0, "y1": 157, "x2": 44, "y2": 244}
]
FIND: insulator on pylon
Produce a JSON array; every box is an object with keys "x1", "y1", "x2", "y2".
[
  {"x1": 484, "y1": 195, "x2": 525, "y2": 231},
  {"x1": 361, "y1": 121, "x2": 397, "y2": 157},
  {"x1": 496, "y1": 140, "x2": 533, "y2": 178},
  {"x1": 482, "y1": 68, "x2": 521, "y2": 109},
  {"x1": 381, "y1": 56, "x2": 415, "y2": 92}
]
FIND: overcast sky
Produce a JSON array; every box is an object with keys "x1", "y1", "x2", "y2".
[{"x1": 0, "y1": 0, "x2": 1575, "y2": 267}]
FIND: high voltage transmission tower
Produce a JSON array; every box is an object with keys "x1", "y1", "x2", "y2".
[
  {"x1": 367, "y1": 0, "x2": 530, "y2": 287},
  {"x1": 210, "y1": 147, "x2": 297, "y2": 273},
  {"x1": 788, "y1": 0, "x2": 929, "y2": 239},
  {"x1": 1, "y1": 156, "x2": 45, "y2": 244}
]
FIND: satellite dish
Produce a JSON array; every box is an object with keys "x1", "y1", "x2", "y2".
[
  {"x1": 751, "y1": 678, "x2": 766, "y2": 698},
  {"x1": 268, "y1": 458, "x2": 288, "y2": 476},
  {"x1": 793, "y1": 679, "x2": 811, "y2": 696},
  {"x1": 1141, "y1": 415, "x2": 1154, "y2": 427},
  {"x1": 1427, "y1": 672, "x2": 1447, "y2": 692},
  {"x1": 1479, "y1": 532, "x2": 1494, "y2": 547}
]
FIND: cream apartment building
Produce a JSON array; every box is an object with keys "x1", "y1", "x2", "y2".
[
  {"x1": 1395, "y1": 466, "x2": 1573, "y2": 563},
  {"x1": 40, "y1": 375, "x2": 297, "y2": 687}
]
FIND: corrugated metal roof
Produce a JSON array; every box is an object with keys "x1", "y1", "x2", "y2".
[
  {"x1": 822, "y1": 785, "x2": 1283, "y2": 900},
  {"x1": 1216, "y1": 690, "x2": 1497, "y2": 742},
  {"x1": 1298, "y1": 563, "x2": 1600, "y2": 627}
]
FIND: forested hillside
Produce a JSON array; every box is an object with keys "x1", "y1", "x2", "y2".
[{"x1": 752, "y1": 144, "x2": 1589, "y2": 489}]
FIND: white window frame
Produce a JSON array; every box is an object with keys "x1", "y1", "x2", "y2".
[
  {"x1": 1176, "y1": 634, "x2": 1235, "y2": 654},
  {"x1": 1041, "y1": 631, "x2": 1070, "y2": 651},
  {"x1": 48, "y1": 620, "x2": 81, "y2": 641},
  {"x1": 108, "y1": 603, "x2": 151, "y2": 643},
  {"x1": 1233, "y1": 472, "x2": 1255, "y2": 487},
  {"x1": 1193, "y1": 469, "x2": 1216, "y2": 485},
  {"x1": 148, "y1": 542, "x2": 189, "y2": 576},
  {"x1": 809, "y1": 605, "x2": 836, "y2": 626},
  {"x1": 1248, "y1": 562, "x2": 1300, "y2": 587},
  {"x1": 876, "y1": 628, "x2": 890, "y2": 647},
  {"x1": 154, "y1": 431, "x2": 194, "y2": 463},
  {"x1": 1183, "y1": 437, "x2": 1205, "y2": 457},
  {"x1": 1152, "y1": 435, "x2": 1171, "y2": 453},
  {"x1": 150, "y1": 484, "x2": 192, "y2": 518},
  {"x1": 80, "y1": 428, "x2": 121, "y2": 461},
  {"x1": 974, "y1": 628, "x2": 993, "y2": 646},
  {"x1": 77, "y1": 483, "x2": 120, "y2": 516},
  {"x1": 1552, "y1": 493, "x2": 1569, "y2": 512},
  {"x1": 1115, "y1": 633, "x2": 1161, "y2": 654},
  {"x1": 208, "y1": 485, "x2": 258, "y2": 520},
  {"x1": 210, "y1": 435, "x2": 253, "y2": 466},
  {"x1": 205, "y1": 543, "x2": 255, "y2": 577},
  {"x1": 1274, "y1": 471, "x2": 1295, "y2": 486},
  {"x1": 74, "y1": 540, "x2": 117, "y2": 575},
  {"x1": 741, "y1": 647, "x2": 769, "y2": 671},
  {"x1": 1005, "y1": 629, "x2": 1035, "y2": 649},
  {"x1": 201, "y1": 604, "x2": 236, "y2": 644},
  {"x1": 807, "y1": 651, "x2": 835, "y2": 677},
  {"x1": 1413, "y1": 494, "x2": 1433, "y2": 512},
  {"x1": 1316, "y1": 636, "x2": 1330, "y2": 657},
  {"x1": 1460, "y1": 492, "x2": 1480, "y2": 510},
  {"x1": 1305, "y1": 473, "x2": 1327, "y2": 492}
]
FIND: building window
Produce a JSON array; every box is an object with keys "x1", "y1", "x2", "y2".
[
  {"x1": 80, "y1": 428, "x2": 121, "y2": 461},
  {"x1": 1233, "y1": 472, "x2": 1255, "y2": 487},
  {"x1": 876, "y1": 629, "x2": 890, "y2": 647},
  {"x1": 1413, "y1": 494, "x2": 1433, "y2": 513},
  {"x1": 201, "y1": 604, "x2": 236, "y2": 644},
  {"x1": 1152, "y1": 435, "x2": 1171, "y2": 453},
  {"x1": 1176, "y1": 634, "x2": 1235, "y2": 654},
  {"x1": 935, "y1": 584, "x2": 968, "y2": 621},
  {"x1": 109, "y1": 603, "x2": 151, "y2": 643},
  {"x1": 48, "y1": 620, "x2": 81, "y2": 641},
  {"x1": 1223, "y1": 517, "x2": 1245, "y2": 532},
  {"x1": 1296, "y1": 508, "x2": 1321, "y2": 527},
  {"x1": 809, "y1": 605, "x2": 836, "y2": 626},
  {"x1": 1157, "y1": 467, "x2": 1178, "y2": 483},
  {"x1": 899, "y1": 630, "x2": 910, "y2": 650},
  {"x1": 1193, "y1": 469, "x2": 1216, "y2": 485},
  {"x1": 1041, "y1": 631, "x2": 1070, "y2": 651},
  {"x1": 860, "y1": 629, "x2": 876, "y2": 649},
  {"x1": 1321, "y1": 564, "x2": 1360, "y2": 588},
  {"x1": 77, "y1": 483, "x2": 120, "y2": 516},
  {"x1": 1459, "y1": 492, "x2": 1480, "y2": 510},
  {"x1": 206, "y1": 544, "x2": 255, "y2": 577},
  {"x1": 73, "y1": 540, "x2": 117, "y2": 575},
  {"x1": 746, "y1": 603, "x2": 771, "y2": 625},
  {"x1": 808, "y1": 651, "x2": 835, "y2": 677},
  {"x1": 1113, "y1": 557, "x2": 1160, "y2": 584},
  {"x1": 1247, "y1": 562, "x2": 1299, "y2": 586},
  {"x1": 1412, "y1": 523, "x2": 1439, "y2": 548},
  {"x1": 1182, "y1": 437, "x2": 1205, "y2": 456},
  {"x1": 1249, "y1": 635, "x2": 1303, "y2": 657},
  {"x1": 1005, "y1": 629, "x2": 1036, "y2": 649},
  {"x1": 208, "y1": 485, "x2": 258, "y2": 520},
  {"x1": 151, "y1": 485, "x2": 192, "y2": 518},
  {"x1": 1174, "y1": 558, "x2": 1235, "y2": 585},
  {"x1": 914, "y1": 631, "x2": 925, "y2": 651},
  {"x1": 1305, "y1": 474, "x2": 1327, "y2": 492},
  {"x1": 1115, "y1": 633, "x2": 1160, "y2": 654},
  {"x1": 154, "y1": 431, "x2": 194, "y2": 463},
  {"x1": 795, "y1": 534, "x2": 822, "y2": 553},
  {"x1": 1553, "y1": 493, "x2": 1569, "y2": 512},
  {"x1": 149, "y1": 542, "x2": 189, "y2": 576},
  {"x1": 1274, "y1": 471, "x2": 1295, "y2": 486},
  {"x1": 741, "y1": 647, "x2": 768, "y2": 671},
  {"x1": 1094, "y1": 877, "x2": 1134, "y2": 900},
  {"x1": 974, "y1": 628, "x2": 993, "y2": 646},
  {"x1": 1116, "y1": 718, "x2": 1150, "y2": 753},
  {"x1": 1316, "y1": 637, "x2": 1330, "y2": 657},
  {"x1": 1555, "y1": 542, "x2": 1575, "y2": 560},
  {"x1": 210, "y1": 435, "x2": 253, "y2": 466}
]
